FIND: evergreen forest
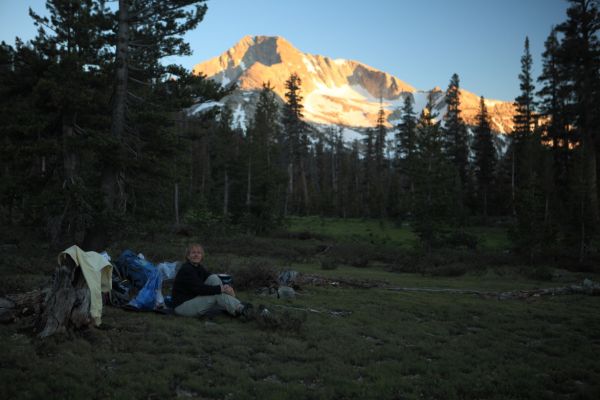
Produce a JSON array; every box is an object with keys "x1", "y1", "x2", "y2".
[{"x1": 1, "y1": 0, "x2": 600, "y2": 267}]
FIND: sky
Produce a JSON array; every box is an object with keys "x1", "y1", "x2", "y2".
[{"x1": 0, "y1": 0, "x2": 570, "y2": 101}]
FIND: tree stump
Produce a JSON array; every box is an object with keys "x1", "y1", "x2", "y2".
[{"x1": 33, "y1": 256, "x2": 92, "y2": 338}]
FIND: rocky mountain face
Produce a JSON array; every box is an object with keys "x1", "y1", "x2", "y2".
[{"x1": 193, "y1": 35, "x2": 516, "y2": 136}]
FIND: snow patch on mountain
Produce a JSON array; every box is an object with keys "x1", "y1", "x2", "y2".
[
  {"x1": 188, "y1": 101, "x2": 223, "y2": 115},
  {"x1": 302, "y1": 56, "x2": 316, "y2": 73},
  {"x1": 232, "y1": 104, "x2": 247, "y2": 131}
]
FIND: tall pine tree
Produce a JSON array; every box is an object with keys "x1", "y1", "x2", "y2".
[
  {"x1": 442, "y1": 73, "x2": 469, "y2": 189},
  {"x1": 282, "y1": 72, "x2": 310, "y2": 215},
  {"x1": 554, "y1": 0, "x2": 600, "y2": 259},
  {"x1": 411, "y1": 93, "x2": 457, "y2": 251},
  {"x1": 473, "y1": 96, "x2": 497, "y2": 220}
]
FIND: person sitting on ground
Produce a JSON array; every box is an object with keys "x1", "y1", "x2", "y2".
[{"x1": 171, "y1": 243, "x2": 252, "y2": 318}]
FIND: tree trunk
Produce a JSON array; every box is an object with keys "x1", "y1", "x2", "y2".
[
  {"x1": 174, "y1": 182, "x2": 180, "y2": 226},
  {"x1": 103, "y1": 0, "x2": 129, "y2": 213},
  {"x1": 483, "y1": 187, "x2": 488, "y2": 223},
  {"x1": 62, "y1": 112, "x2": 78, "y2": 187},
  {"x1": 285, "y1": 161, "x2": 293, "y2": 216},
  {"x1": 511, "y1": 146, "x2": 516, "y2": 216},
  {"x1": 223, "y1": 170, "x2": 229, "y2": 216},
  {"x1": 300, "y1": 158, "x2": 309, "y2": 214},
  {"x1": 246, "y1": 159, "x2": 252, "y2": 211},
  {"x1": 584, "y1": 134, "x2": 599, "y2": 225}
]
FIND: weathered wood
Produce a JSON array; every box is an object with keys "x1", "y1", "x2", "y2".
[
  {"x1": 6, "y1": 290, "x2": 46, "y2": 308},
  {"x1": 34, "y1": 257, "x2": 93, "y2": 338},
  {"x1": 2, "y1": 289, "x2": 48, "y2": 320}
]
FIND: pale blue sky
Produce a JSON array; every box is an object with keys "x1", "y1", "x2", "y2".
[{"x1": 1, "y1": 0, "x2": 569, "y2": 101}]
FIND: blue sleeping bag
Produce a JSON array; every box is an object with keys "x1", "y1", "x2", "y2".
[
  {"x1": 127, "y1": 268, "x2": 162, "y2": 310},
  {"x1": 115, "y1": 249, "x2": 156, "y2": 289}
]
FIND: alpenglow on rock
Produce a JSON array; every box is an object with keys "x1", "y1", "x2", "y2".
[{"x1": 193, "y1": 35, "x2": 516, "y2": 136}]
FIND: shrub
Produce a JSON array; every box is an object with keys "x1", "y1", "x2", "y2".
[
  {"x1": 423, "y1": 262, "x2": 468, "y2": 277},
  {"x1": 184, "y1": 205, "x2": 229, "y2": 237},
  {"x1": 319, "y1": 257, "x2": 338, "y2": 270},
  {"x1": 207, "y1": 235, "x2": 311, "y2": 262},
  {"x1": 386, "y1": 249, "x2": 521, "y2": 275},
  {"x1": 520, "y1": 265, "x2": 553, "y2": 281},
  {"x1": 441, "y1": 230, "x2": 479, "y2": 250},
  {"x1": 350, "y1": 257, "x2": 369, "y2": 268},
  {"x1": 229, "y1": 259, "x2": 278, "y2": 290}
]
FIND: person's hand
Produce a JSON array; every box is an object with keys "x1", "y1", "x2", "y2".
[{"x1": 222, "y1": 284, "x2": 236, "y2": 297}]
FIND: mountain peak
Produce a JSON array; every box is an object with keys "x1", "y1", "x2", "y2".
[{"x1": 193, "y1": 36, "x2": 515, "y2": 134}]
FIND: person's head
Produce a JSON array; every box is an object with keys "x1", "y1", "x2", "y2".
[{"x1": 185, "y1": 243, "x2": 205, "y2": 265}]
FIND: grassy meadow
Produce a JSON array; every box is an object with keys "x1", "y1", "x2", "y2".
[{"x1": 1, "y1": 218, "x2": 599, "y2": 399}]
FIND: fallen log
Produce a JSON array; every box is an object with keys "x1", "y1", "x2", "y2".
[{"x1": 1, "y1": 289, "x2": 48, "y2": 323}]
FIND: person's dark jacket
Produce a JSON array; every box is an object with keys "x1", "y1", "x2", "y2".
[{"x1": 171, "y1": 262, "x2": 221, "y2": 307}]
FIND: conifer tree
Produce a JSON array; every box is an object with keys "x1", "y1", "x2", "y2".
[
  {"x1": 373, "y1": 103, "x2": 387, "y2": 216},
  {"x1": 25, "y1": 0, "x2": 112, "y2": 244},
  {"x1": 442, "y1": 73, "x2": 469, "y2": 189},
  {"x1": 282, "y1": 72, "x2": 310, "y2": 215},
  {"x1": 510, "y1": 37, "x2": 552, "y2": 262},
  {"x1": 361, "y1": 127, "x2": 376, "y2": 216},
  {"x1": 3, "y1": 0, "x2": 227, "y2": 245},
  {"x1": 553, "y1": 0, "x2": 600, "y2": 259},
  {"x1": 411, "y1": 93, "x2": 456, "y2": 251},
  {"x1": 103, "y1": 0, "x2": 208, "y2": 217},
  {"x1": 243, "y1": 82, "x2": 284, "y2": 232},
  {"x1": 0, "y1": 41, "x2": 51, "y2": 227},
  {"x1": 473, "y1": 96, "x2": 497, "y2": 220},
  {"x1": 538, "y1": 29, "x2": 571, "y2": 189},
  {"x1": 375, "y1": 104, "x2": 387, "y2": 172},
  {"x1": 511, "y1": 37, "x2": 537, "y2": 213},
  {"x1": 395, "y1": 93, "x2": 418, "y2": 217},
  {"x1": 536, "y1": 28, "x2": 573, "y2": 248}
]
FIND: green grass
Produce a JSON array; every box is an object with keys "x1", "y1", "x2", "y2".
[
  {"x1": 287, "y1": 216, "x2": 510, "y2": 251},
  {"x1": 465, "y1": 226, "x2": 511, "y2": 251},
  {"x1": 287, "y1": 216, "x2": 418, "y2": 248},
  {"x1": 1, "y1": 217, "x2": 599, "y2": 399},
  {"x1": 2, "y1": 284, "x2": 599, "y2": 399},
  {"x1": 288, "y1": 262, "x2": 579, "y2": 291}
]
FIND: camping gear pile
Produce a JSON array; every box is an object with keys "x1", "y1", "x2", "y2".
[{"x1": 109, "y1": 250, "x2": 180, "y2": 311}]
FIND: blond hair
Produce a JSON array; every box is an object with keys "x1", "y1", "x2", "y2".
[{"x1": 185, "y1": 243, "x2": 205, "y2": 262}]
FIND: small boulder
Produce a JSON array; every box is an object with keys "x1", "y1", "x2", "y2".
[{"x1": 277, "y1": 286, "x2": 295, "y2": 299}]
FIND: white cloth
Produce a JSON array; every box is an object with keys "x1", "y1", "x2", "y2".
[{"x1": 58, "y1": 245, "x2": 113, "y2": 326}]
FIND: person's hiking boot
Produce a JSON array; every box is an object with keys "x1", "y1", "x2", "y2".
[
  {"x1": 255, "y1": 304, "x2": 280, "y2": 328},
  {"x1": 239, "y1": 302, "x2": 256, "y2": 321},
  {"x1": 258, "y1": 304, "x2": 271, "y2": 317}
]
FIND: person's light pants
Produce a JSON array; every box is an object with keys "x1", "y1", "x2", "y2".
[{"x1": 174, "y1": 274, "x2": 241, "y2": 317}]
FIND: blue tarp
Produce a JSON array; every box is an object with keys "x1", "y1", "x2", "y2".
[
  {"x1": 115, "y1": 249, "x2": 156, "y2": 289},
  {"x1": 127, "y1": 268, "x2": 162, "y2": 310}
]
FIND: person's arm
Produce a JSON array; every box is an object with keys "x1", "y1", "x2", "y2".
[
  {"x1": 177, "y1": 264, "x2": 222, "y2": 296},
  {"x1": 222, "y1": 284, "x2": 235, "y2": 297}
]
